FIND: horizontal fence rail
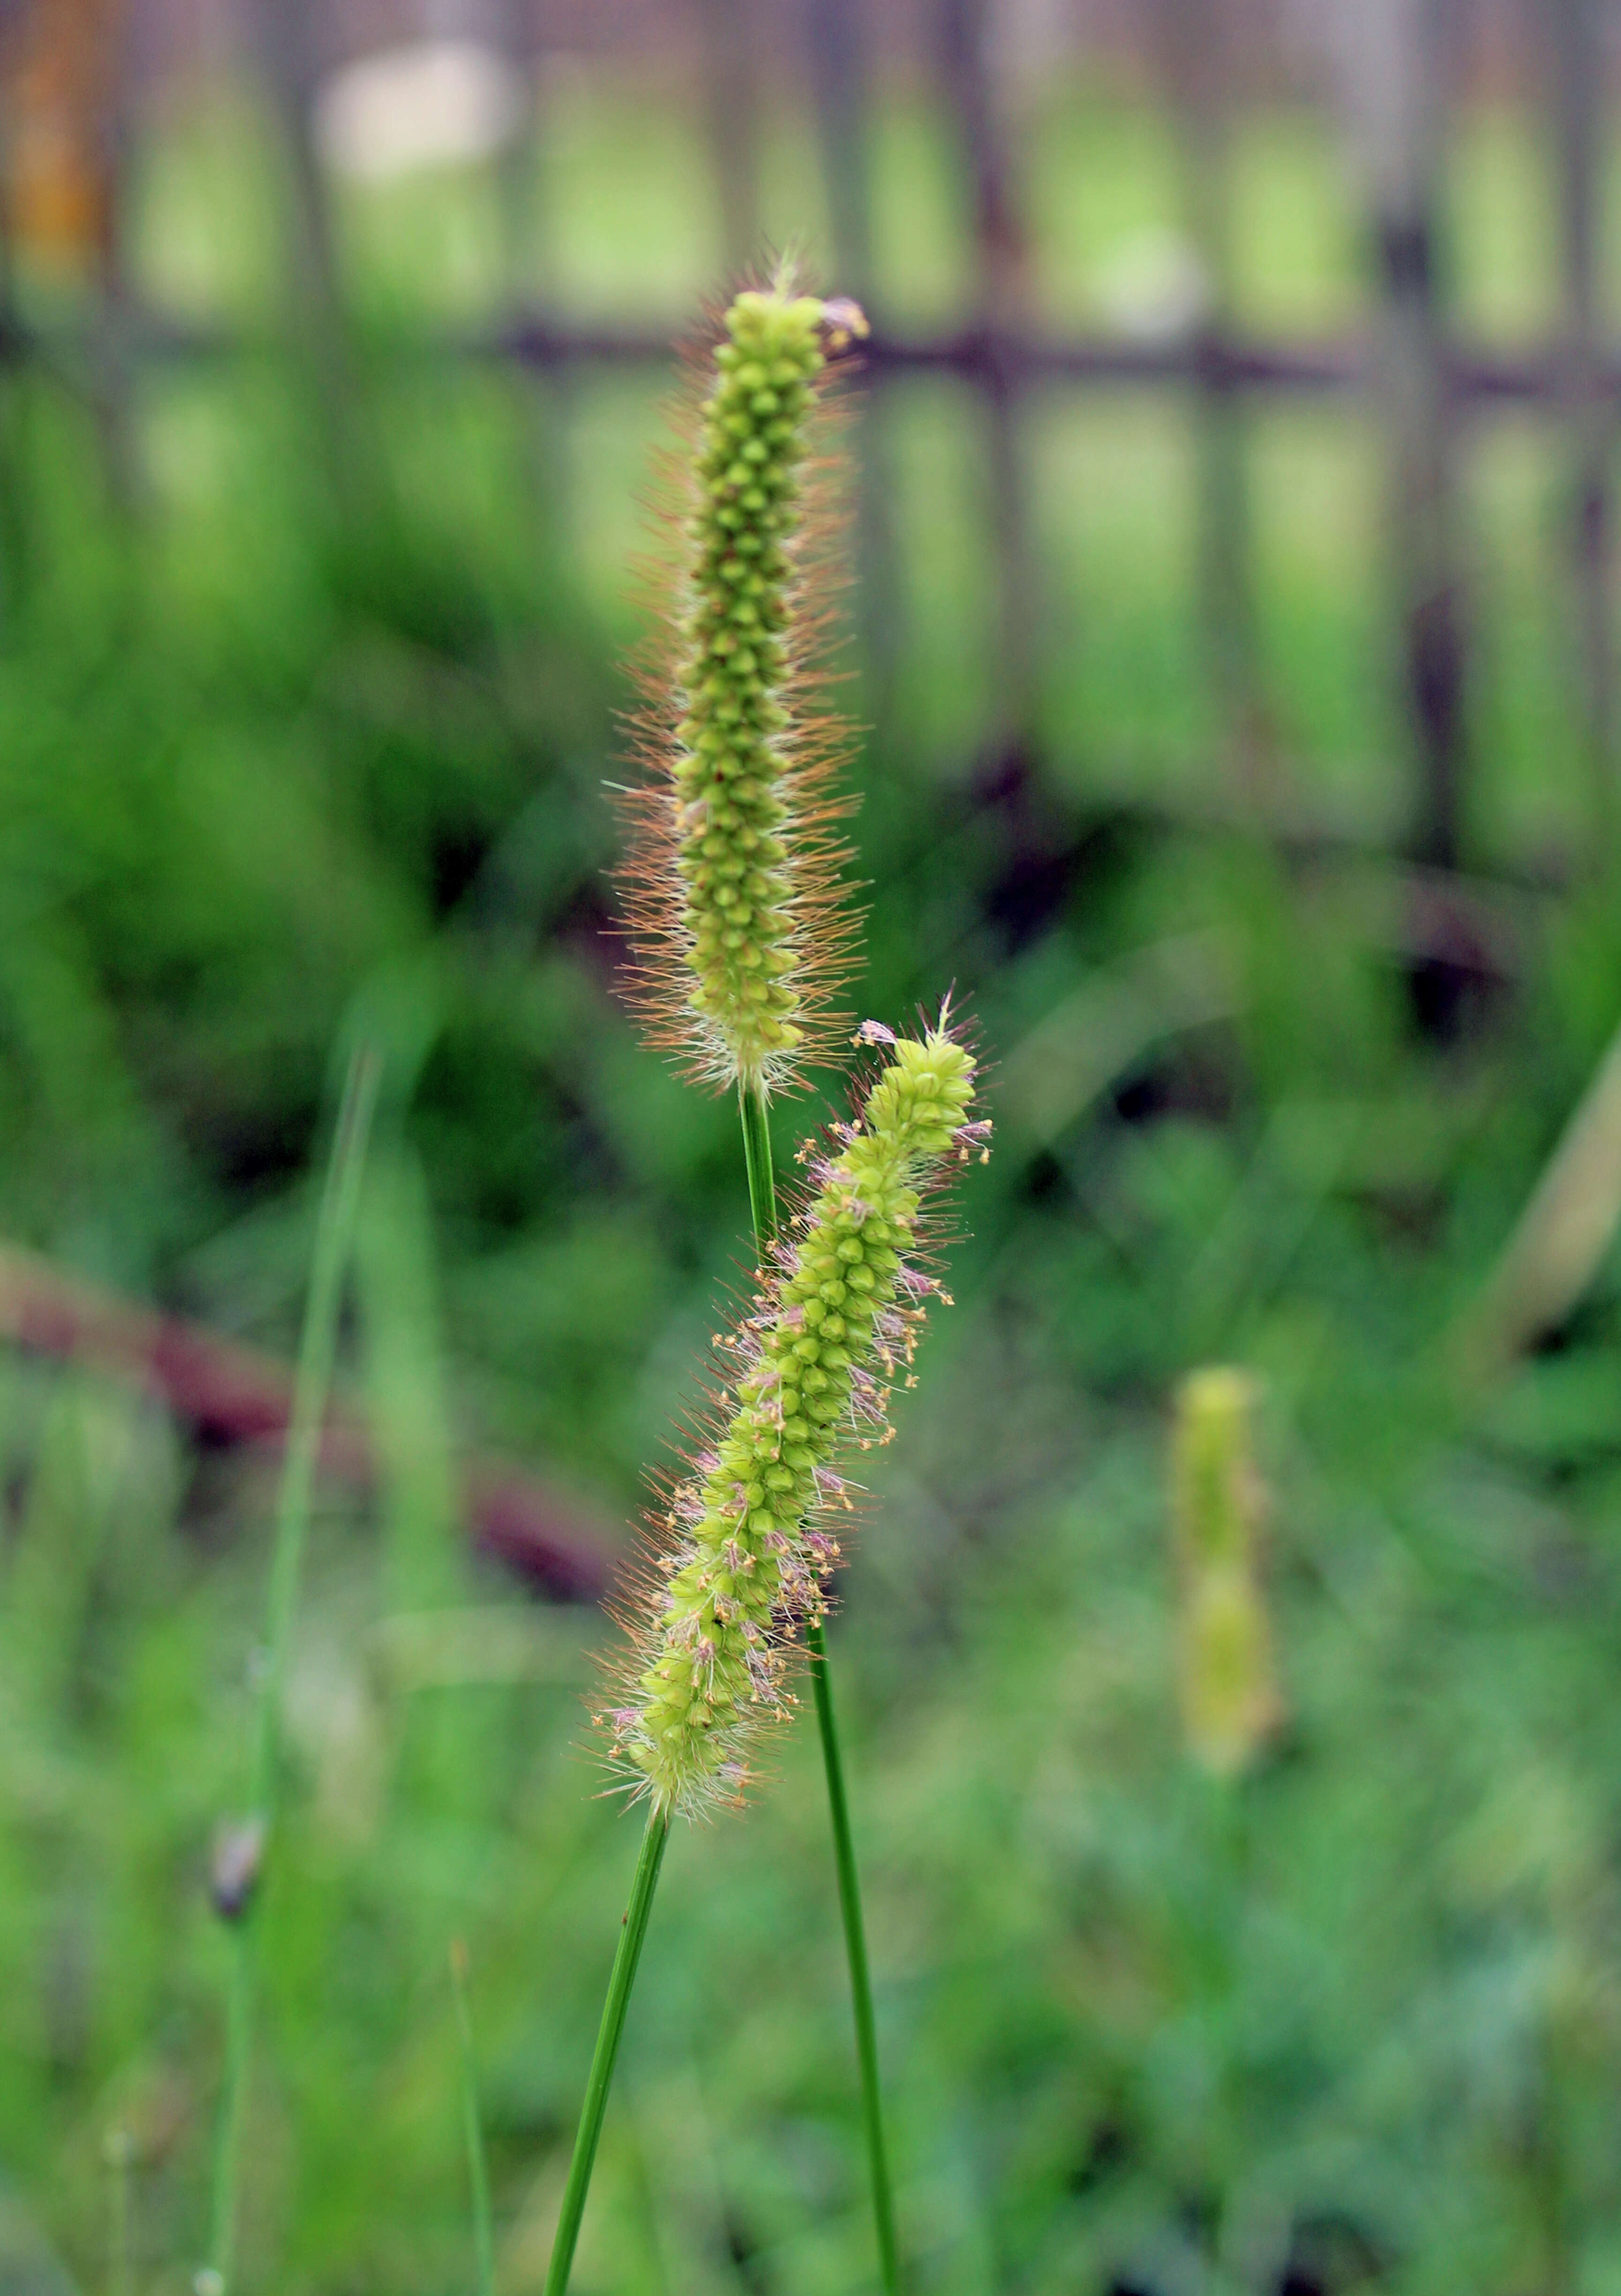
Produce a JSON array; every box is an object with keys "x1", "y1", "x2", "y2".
[
  {"x1": 8, "y1": 304, "x2": 1621, "y2": 405},
  {"x1": 0, "y1": 0, "x2": 1614, "y2": 901}
]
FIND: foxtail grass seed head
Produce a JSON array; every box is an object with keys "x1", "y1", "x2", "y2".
[
  {"x1": 600, "y1": 1026, "x2": 985, "y2": 1816},
  {"x1": 1171, "y1": 1367, "x2": 1284, "y2": 1778},
  {"x1": 618, "y1": 272, "x2": 868, "y2": 1097}
]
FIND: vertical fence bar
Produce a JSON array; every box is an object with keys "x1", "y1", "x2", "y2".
[
  {"x1": 1158, "y1": 0, "x2": 1269, "y2": 789},
  {"x1": 699, "y1": 0, "x2": 761, "y2": 277},
  {"x1": 494, "y1": 0, "x2": 573, "y2": 572},
  {"x1": 90, "y1": 0, "x2": 138, "y2": 519},
  {"x1": 493, "y1": 0, "x2": 542, "y2": 288},
  {"x1": 1341, "y1": 0, "x2": 1466, "y2": 877},
  {"x1": 1545, "y1": 0, "x2": 1614, "y2": 868},
  {"x1": 807, "y1": 0, "x2": 872, "y2": 297},
  {"x1": 251, "y1": 0, "x2": 338, "y2": 333},
  {"x1": 0, "y1": 46, "x2": 24, "y2": 620},
  {"x1": 805, "y1": 0, "x2": 901, "y2": 711},
  {"x1": 3, "y1": 0, "x2": 140, "y2": 517},
  {"x1": 939, "y1": 0, "x2": 1037, "y2": 766},
  {"x1": 245, "y1": 0, "x2": 364, "y2": 523}
]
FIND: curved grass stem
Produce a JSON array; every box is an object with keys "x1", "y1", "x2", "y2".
[
  {"x1": 543, "y1": 1811, "x2": 671, "y2": 2296},
  {"x1": 205, "y1": 1038, "x2": 383, "y2": 2291},
  {"x1": 805, "y1": 1607, "x2": 901, "y2": 2293},
  {"x1": 738, "y1": 1081, "x2": 901, "y2": 2296},
  {"x1": 451, "y1": 1941, "x2": 496, "y2": 2296}
]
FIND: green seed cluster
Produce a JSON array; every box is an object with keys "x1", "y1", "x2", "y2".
[
  {"x1": 606, "y1": 1033, "x2": 980, "y2": 1814},
  {"x1": 1173, "y1": 1367, "x2": 1282, "y2": 1778},
  {"x1": 673, "y1": 287, "x2": 829, "y2": 1089}
]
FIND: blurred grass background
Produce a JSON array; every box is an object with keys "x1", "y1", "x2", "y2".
[{"x1": 7, "y1": 18, "x2": 1621, "y2": 2293}]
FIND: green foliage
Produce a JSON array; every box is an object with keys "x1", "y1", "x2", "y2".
[{"x1": 4, "y1": 66, "x2": 1621, "y2": 2296}]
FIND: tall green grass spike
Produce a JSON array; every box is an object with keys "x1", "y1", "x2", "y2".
[
  {"x1": 617, "y1": 271, "x2": 867, "y2": 1097},
  {"x1": 1171, "y1": 1367, "x2": 1285, "y2": 1777},
  {"x1": 600, "y1": 1024, "x2": 987, "y2": 1815}
]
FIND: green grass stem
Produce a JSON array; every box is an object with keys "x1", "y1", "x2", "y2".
[
  {"x1": 204, "y1": 1039, "x2": 383, "y2": 2291},
  {"x1": 106, "y1": 2127, "x2": 133, "y2": 2296},
  {"x1": 543, "y1": 1810, "x2": 671, "y2": 2296},
  {"x1": 805, "y1": 1608, "x2": 901, "y2": 2293},
  {"x1": 450, "y1": 1940, "x2": 496, "y2": 2296},
  {"x1": 738, "y1": 1080, "x2": 779, "y2": 1268},
  {"x1": 738, "y1": 1080, "x2": 901, "y2": 2296}
]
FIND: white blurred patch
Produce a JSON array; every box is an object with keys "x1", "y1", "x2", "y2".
[
  {"x1": 1095, "y1": 227, "x2": 1212, "y2": 345},
  {"x1": 313, "y1": 40, "x2": 526, "y2": 181}
]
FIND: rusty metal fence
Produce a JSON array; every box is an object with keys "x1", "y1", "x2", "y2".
[{"x1": 0, "y1": 0, "x2": 1617, "y2": 883}]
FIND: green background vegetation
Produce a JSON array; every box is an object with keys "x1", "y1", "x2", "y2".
[{"x1": 5, "y1": 68, "x2": 1621, "y2": 2296}]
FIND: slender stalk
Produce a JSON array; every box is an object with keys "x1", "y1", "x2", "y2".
[
  {"x1": 106, "y1": 2127, "x2": 133, "y2": 2296},
  {"x1": 805, "y1": 1609, "x2": 901, "y2": 2291},
  {"x1": 205, "y1": 1040, "x2": 383, "y2": 2290},
  {"x1": 737, "y1": 1080, "x2": 779, "y2": 1266},
  {"x1": 737, "y1": 1080, "x2": 901, "y2": 2295},
  {"x1": 450, "y1": 1940, "x2": 496, "y2": 2296},
  {"x1": 543, "y1": 1811, "x2": 671, "y2": 2296}
]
